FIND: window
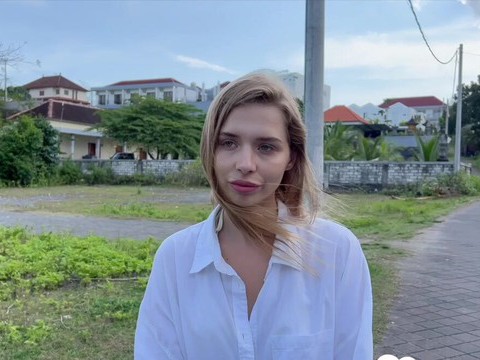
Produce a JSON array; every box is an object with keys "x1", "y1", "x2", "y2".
[
  {"x1": 64, "y1": 89, "x2": 69, "y2": 95},
  {"x1": 55, "y1": 88, "x2": 60, "y2": 95},
  {"x1": 146, "y1": 92, "x2": 155, "y2": 98},
  {"x1": 163, "y1": 91, "x2": 173, "y2": 102},
  {"x1": 114, "y1": 94, "x2": 122, "y2": 104},
  {"x1": 98, "y1": 94, "x2": 106, "y2": 105},
  {"x1": 39, "y1": 90, "x2": 44, "y2": 96}
]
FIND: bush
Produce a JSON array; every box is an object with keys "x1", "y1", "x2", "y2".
[
  {"x1": 164, "y1": 159, "x2": 209, "y2": 187},
  {"x1": 57, "y1": 160, "x2": 83, "y2": 185},
  {"x1": 83, "y1": 166, "x2": 115, "y2": 186},
  {"x1": 420, "y1": 172, "x2": 480, "y2": 196}
]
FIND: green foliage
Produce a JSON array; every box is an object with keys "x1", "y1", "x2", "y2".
[
  {"x1": 324, "y1": 122, "x2": 357, "y2": 160},
  {"x1": 0, "y1": 228, "x2": 160, "y2": 300},
  {"x1": 420, "y1": 173, "x2": 480, "y2": 196},
  {"x1": 0, "y1": 116, "x2": 60, "y2": 185},
  {"x1": 83, "y1": 166, "x2": 115, "y2": 185},
  {"x1": 449, "y1": 75, "x2": 480, "y2": 150},
  {"x1": 95, "y1": 203, "x2": 211, "y2": 222},
  {"x1": 414, "y1": 135, "x2": 440, "y2": 161},
  {"x1": 164, "y1": 159, "x2": 209, "y2": 187},
  {"x1": 57, "y1": 160, "x2": 84, "y2": 185},
  {"x1": 96, "y1": 97, "x2": 205, "y2": 159},
  {"x1": 354, "y1": 136, "x2": 402, "y2": 161},
  {"x1": 0, "y1": 86, "x2": 31, "y2": 102},
  {"x1": 0, "y1": 319, "x2": 51, "y2": 346}
]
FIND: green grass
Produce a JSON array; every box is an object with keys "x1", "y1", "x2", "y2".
[{"x1": 0, "y1": 186, "x2": 478, "y2": 358}]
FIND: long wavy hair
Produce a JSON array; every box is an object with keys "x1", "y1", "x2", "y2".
[{"x1": 200, "y1": 73, "x2": 320, "y2": 260}]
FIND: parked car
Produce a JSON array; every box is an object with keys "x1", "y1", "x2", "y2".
[{"x1": 111, "y1": 152, "x2": 135, "y2": 160}]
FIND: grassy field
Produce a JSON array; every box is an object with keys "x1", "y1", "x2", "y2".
[{"x1": 0, "y1": 185, "x2": 477, "y2": 359}]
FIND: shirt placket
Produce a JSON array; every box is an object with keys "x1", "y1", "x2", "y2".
[{"x1": 232, "y1": 275, "x2": 255, "y2": 360}]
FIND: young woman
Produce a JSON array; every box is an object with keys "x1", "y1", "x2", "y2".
[{"x1": 135, "y1": 74, "x2": 373, "y2": 359}]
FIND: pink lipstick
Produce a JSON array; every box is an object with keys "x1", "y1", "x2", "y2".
[{"x1": 230, "y1": 180, "x2": 260, "y2": 194}]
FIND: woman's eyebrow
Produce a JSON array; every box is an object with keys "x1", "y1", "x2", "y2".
[{"x1": 218, "y1": 132, "x2": 238, "y2": 138}]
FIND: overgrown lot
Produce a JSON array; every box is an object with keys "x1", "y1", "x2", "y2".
[{"x1": 0, "y1": 186, "x2": 477, "y2": 359}]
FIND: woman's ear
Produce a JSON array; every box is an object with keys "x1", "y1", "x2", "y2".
[{"x1": 286, "y1": 152, "x2": 296, "y2": 171}]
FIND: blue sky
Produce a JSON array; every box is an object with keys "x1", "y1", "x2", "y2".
[{"x1": 1, "y1": 0, "x2": 480, "y2": 107}]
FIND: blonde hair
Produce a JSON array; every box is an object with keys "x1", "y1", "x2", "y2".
[{"x1": 200, "y1": 73, "x2": 320, "y2": 257}]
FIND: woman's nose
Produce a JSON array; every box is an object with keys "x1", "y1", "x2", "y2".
[{"x1": 236, "y1": 147, "x2": 256, "y2": 174}]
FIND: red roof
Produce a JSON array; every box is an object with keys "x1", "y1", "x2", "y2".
[
  {"x1": 7, "y1": 99, "x2": 101, "y2": 125},
  {"x1": 23, "y1": 75, "x2": 88, "y2": 92},
  {"x1": 324, "y1": 105, "x2": 370, "y2": 124},
  {"x1": 109, "y1": 78, "x2": 185, "y2": 86},
  {"x1": 379, "y1": 96, "x2": 445, "y2": 109}
]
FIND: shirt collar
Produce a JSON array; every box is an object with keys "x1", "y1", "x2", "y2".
[{"x1": 189, "y1": 203, "x2": 304, "y2": 274}]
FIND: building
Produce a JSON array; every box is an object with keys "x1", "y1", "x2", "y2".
[
  {"x1": 349, "y1": 103, "x2": 386, "y2": 123},
  {"x1": 23, "y1": 75, "x2": 90, "y2": 105},
  {"x1": 91, "y1": 78, "x2": 199, "y2": 109},
  {"x1": 324, "y1": 105, "x2": 370, "y2": 126},
  {"x1": 6, "y1": 99, "x2": 123, "y2": 160},
  {"x1": 379, "y1": 96, "x2": 445, "y2": 129}
]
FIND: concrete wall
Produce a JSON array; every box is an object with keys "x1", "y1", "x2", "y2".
[
  {"x1": 72, "y1": 160, "x2": 471, "y2": 188},
  {"x1": 324, "y1": 161, "x2": 470, "y2": 189}
]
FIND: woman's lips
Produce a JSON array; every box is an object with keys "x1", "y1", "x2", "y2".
[{"x1": 230, "y1": 180, "x2": 260, "y2": 194}]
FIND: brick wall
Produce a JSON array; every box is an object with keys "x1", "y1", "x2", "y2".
[
  {"x1": 73, "y1": 160, "x2": 471, "y2": 188},
  {"x1": 324, "y1": 161, "x2": 470, "y2": 189}
]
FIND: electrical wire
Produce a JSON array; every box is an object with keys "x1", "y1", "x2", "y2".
[
  {"x1": 464, "y1": 51, "x2": 480, "y2": 57},
  {"x1": 406, "y1": 0, "x2": 457, "y2": 65}
]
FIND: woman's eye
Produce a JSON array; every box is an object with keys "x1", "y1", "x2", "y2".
[
  {"x1": 220, "y1": 140, "x2": 237, "y2": 149},
  {"x1": 259, "y1": 144, "x2": 275, "y2": 153}
]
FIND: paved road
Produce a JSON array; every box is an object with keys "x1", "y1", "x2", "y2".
[
  {"x1": 0, "y1": 210, "x2": 191, "y2": 241},
  {"x1": 375, "y1": 201, "x2": 480, "y2": 360}
]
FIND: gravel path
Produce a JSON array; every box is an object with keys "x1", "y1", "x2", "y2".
[{"x1": 0, "y1": 209, "x2": 191, "y2": 241}]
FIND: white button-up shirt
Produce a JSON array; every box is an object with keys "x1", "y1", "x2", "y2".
[{"x1": 135, "y1": 206, "x2": 373, "y2": 360}]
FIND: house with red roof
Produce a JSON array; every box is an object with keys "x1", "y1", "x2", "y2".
[
  {"x1": 91, "y1": 78, "x2": 200, "y2": 109},
  {"x1": 23, "y1": 75, "x2": 90, "y2": 105},
  {"x1": 5, "y1": 99, "x2": 125, "y2": 160},
  {"x1": 324, "y1": 105, "x2": 370, "y2": 125},
  {"x1": 378, "y1": 96, "x2": 445, "y2": 129}
]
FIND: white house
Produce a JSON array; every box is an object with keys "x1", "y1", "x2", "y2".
[
  {"x1": 384, "y1": 102, "x2": 418, "y2": 127},
  {"x1": 349, "y1": 103, "x2": 386, "y2": 122},
  {"x1": 23, "y1": 75, "x2": 90, "y2": 105},
  {"x1": 379, "y1": 96, "x2": 445, "y2": 129},
  {"x1": 91, "y1": 78, "x2": 199, "y2": 109}
]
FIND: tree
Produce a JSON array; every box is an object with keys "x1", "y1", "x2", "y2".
[
  {"x1": 414, "y1": 135, "x2": 440, "y2": 162},
  {"x1": 324, "y1": 122, "x2": 358, "y2": 160},
  {"x1": 354, "y1": 136, "x2": 402, "y2": 161},
  {"x1": 96, "y1": 97, "x2": 205, "y2": 159},
  {"x1": 449, "y1": 75, "x2": 480, "y2": 153},
  {"x1": 0, "y1": 116, "x2": 60, "y2": 185}
]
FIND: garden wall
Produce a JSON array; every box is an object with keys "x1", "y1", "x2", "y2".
[
  {"x1": 73, "y1": 160, "x2": 471, "y2": 188},
  {"x1": 325, "y1": 161, "x2": 471, "y2": 189}
]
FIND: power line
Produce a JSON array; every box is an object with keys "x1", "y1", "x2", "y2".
[
  {"x1": 464, "y1": 51, "x2": 480, "y2": 57},
  {"x1": 406, "y1": 0, "x2": 457, "y2": 65}
]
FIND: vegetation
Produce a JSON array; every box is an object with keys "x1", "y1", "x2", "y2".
[
  {"x1": 449, "y1": 74, "x2": 480, "y2": 154},
  {"x1": 0, "y1": 185, "x2": 477, "y2": 359},
  {"x1": 95, "y1": 97, "x2": 205, "y2": 159},
  {"x1": 414, "y1": 134, "x2": 439, "y2": 161},
  {"x1": 0, "y1": 116, "x2": 60, "y2": 186}
]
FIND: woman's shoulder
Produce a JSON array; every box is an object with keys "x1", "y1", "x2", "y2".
[
  {"x1": 295, "y1": 217, "x2": 362, "y2": 263},
  {"x1": 157, "y1": 219, "x2": 209, "y2": 257}
]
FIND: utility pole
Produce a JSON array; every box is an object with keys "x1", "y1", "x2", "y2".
[
  {"x1": 3, "y1": 59, "x2": 7, "y2": 103},
  {"x1": 454, "y1": 44, "x2": 463, "y2": 172},
  {"x1": 304, "y1": 0, "x2": 325, "y2": 188}
]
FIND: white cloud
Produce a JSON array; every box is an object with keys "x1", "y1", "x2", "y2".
[
  {"x1": 459, "y1": 0, "x2": 480, "y2": 17},
  {"x1": 175, "y1": 55, "x2": 237, "y2": 75}
]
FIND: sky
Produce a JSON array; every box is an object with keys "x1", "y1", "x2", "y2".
[{"x1": 1, "y1": 0, "x2": 480, "y2": 108}]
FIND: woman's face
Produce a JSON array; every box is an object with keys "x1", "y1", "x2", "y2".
[{"x1": 214, "y1": 103, "x2": 293, "y2": 208}]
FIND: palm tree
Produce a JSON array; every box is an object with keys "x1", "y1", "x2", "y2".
[
  {"x1": 324, "y1": 122, "x2": 357, "y2": 160},
  {"x1": 414, "y1": 135, "x2": 440, "y2": 161}
]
